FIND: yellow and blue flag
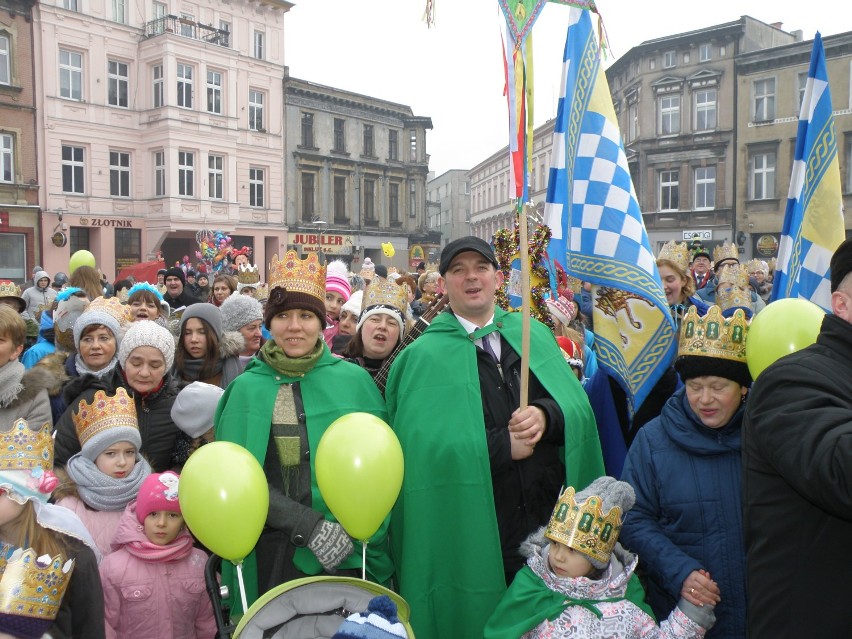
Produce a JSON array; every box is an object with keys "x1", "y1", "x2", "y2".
[
  {"x1": 543, "y1": 7, "x2": 675, "y2": 409},
  {"x1": 771, "y1": 32, "x2": 845, "y2": 311}
]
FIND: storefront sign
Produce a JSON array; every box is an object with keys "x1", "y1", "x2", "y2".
[
  {"x1": 409, "y1": 244, "x2": 425, "y2": 268},
  {"x1": 51, "y1": 231, "x2": 68, "y2": 248},
  {"x1": 683, "y1": 230, "x2": 712, "y2": 241},
  {"x1": 753, "y1": 233, "x2": 780, "y2": 258},
  {"x1": 293, "y1": 233, "x2": 353, "y2": 253},
  {"x1": 79, "y1": 218, "x2": 133, "y2": 227}
]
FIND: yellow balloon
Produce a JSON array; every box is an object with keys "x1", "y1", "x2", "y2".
[
  {"x1": 69, "y1": 249, "x2": 96, "y2": 273},
  {"x1": 179, "y1": 442, "x2": 269, "y2": 562},
  {"x1": 316, "y1": 413, "x2": 404, "y2": 541},
  {"x1": 746, "y1": 297, "x2": 824, "y2": 380}
]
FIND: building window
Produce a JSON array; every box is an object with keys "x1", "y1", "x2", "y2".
[
  {"x1": 333, "y1": 118, "x2": 345, "y2": 153},
  {"x1": 720, "y1": 45, "x2": 727, "y2": 57},
  {"x1": 253, "y1": 31, "x2": 264, "y2": 60},
  {"x1": 388, "y1": 129, "x2": 398, "y2": 161},
  {"x1": 409, "y1": 180, "x2": 417, "y2": 218},
  {"x1": 1, "y1": 133, "x2": 12, "y2": 183},
  {"x1": 409, "y1": 129, "x2": 417, "y2": 162},
  {"x1": 301, "y1": 172, "x2": 315, "y2": 221},
  {"x1": 218, "y1": 20, "x2": 231, "y2": 44},
  {"x1": 0, "y1": 35, "x2": 10, "y2": 86},
  {"x1": 70, "y1": 227, "x2": 89, "y2": 254},
  {"x1": 389, "y1": 182, "x2": 399, "y2": 222},
  {"x1": 659, "y1": 94, "x2": 680, "y2": 135},
  {"x1": 152, "y1": 64, "x2": 163, "y2": 108},
  {"x1": 753, "y1": 78, "x2": 775, "y2": 122},
  {"x1": 114, "y1": 228, "x2": 141, "y2": 275},
  {"x1": 694, "y1": 89, "x2": 716, "y2": 131},
  {"x1": 176, "y1": 63, "x2": 192, "y2": 109},
  {"x1": 63, "y1": 0, "x2": 78, "y2": 10},
  {"x1": 659, "y1": 170, "x2": 679, "y2": 211},
  {"x1": 699, "y1": 44, "x2": 712, "y2": 62},
  {"x1": 663, "y1": 51, "x2": 676, "y2": 68},
  {"x1": 107, "y1": 59, "x2": 128, "y2": 108},
  {"x1": 59, "y1": 49, "x2": 82, "y2": 101},
  {"x1": 154, "y1": 150, "x2": 165, "y2": 196},
  {"x1": 249, "y1": 167, "x2": 264, "y2": 207},
  {"x1": 248, "y1": 89, "x2": 264, "y2": 131},
  {"x1": 0, "y1": 233, "x2": 26, "y2": 280},
  {"x1": 628, "y1": 103, "x2": 639, "y2": 142},
  {"x1": 180, "y1": 13, "x2": 194, "y2": 37},
  {"x1": 797, "y1": 71, "x2": 808, "y2": 114},
  {"x1": 847, "y1": 141, "x2": 852, "y2": 194},
  {"x1": 62, "y1": 145, "x2": 84, "y2": 193},
  {"x1": 682, "y1": 52, "x2": 690, "y2": 64},
  {"x1": 333, "y1": 175, "x2": 347, "y2": 222},
  {"x1": 749, "y1": 151, "x2": 776, "y2": 200},
  {"x1": 153, "y1": 1, "x2": 166, "y2": 21},
  {"x1": 112, "y1": 0, "x2": 126, "y2": 23},
  {"x1": 363, "y1": 125, "x2": 374, "y2": 157},
  {"x1": 301, "y1": 112, "x2": 314, "y2": 147},
  {"x1": 206, "y1": 70, "x2": 222, "y2": 114},
  {"x1": 178, "y1": 150, "x2": 194, "y2": 196},
  {"x1": 694, "y1": 166, "x2": 716, "y2": 210},
  {"x1": 208, "y1": 154, "x2": 223, "y2": 199},
  {"x1": 109, "y1": 151, "x2": 130, "y2": 197},
  {"x1": 649, "y1": 58, "x2": 656, "y2": 71},
  {"x1": 362, "y1": 178, "x2": 374, "y2": 223}
]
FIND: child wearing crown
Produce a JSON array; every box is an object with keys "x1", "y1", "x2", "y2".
[
  {"x1": 53, "y1": 387, "x2": 152, "y2": 557},
  {"x1": 99, "y1": 471, "x2": 217, "y2": 638},
  {"x1": 322, "y1": 259, "x2": 352, "y2": 348},
  {"x1": 485, "y1": 477, "x2": 716, "y2": 638}
]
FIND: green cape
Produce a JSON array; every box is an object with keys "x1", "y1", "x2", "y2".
[
  {"x1": 385, "y1": 308, "x2": 605, "y2": 639},
  {"x1": 214, "y1": 347, "x2": 391, "y2": 614}
]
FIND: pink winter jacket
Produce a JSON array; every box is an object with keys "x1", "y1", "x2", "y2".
[
  {"x1": 99, "y1": 503, "x2": 217, "y2": 639},
  {"x1": 56, "y1": 496, "x2": 123, "y2": 559}
]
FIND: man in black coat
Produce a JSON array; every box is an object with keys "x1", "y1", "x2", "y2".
[
  {"x1": 161, "y1": 266, "x2": 200, "y2": 310},
  {"x1": 742, "y1": 238, "x2": 852, "y2": 637}
]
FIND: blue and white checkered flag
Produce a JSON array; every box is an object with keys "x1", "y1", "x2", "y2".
[
  {"x1": 771, "y1": 32, "x2": 844, "y2": 311},
  {"x1": 544, "y1": 7, "x2": 675, "y2": 410}
]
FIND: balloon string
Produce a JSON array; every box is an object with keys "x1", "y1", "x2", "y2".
[
  {"x1": 361, "y1": 541, "x2": 367, "y2": 580},
  {"x1": 236, "y1": 561, "x2": 248, "y2": 614}
]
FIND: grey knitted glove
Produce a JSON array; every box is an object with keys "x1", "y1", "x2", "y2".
[{"x1": 307, "y1": 520, "x2": 354, "y2": 573}]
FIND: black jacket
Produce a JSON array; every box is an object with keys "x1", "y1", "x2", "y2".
[
  {"x1": 162, "y1": 289, "x2": 201, "y2": 309},
  {"x1": 743, "y1": 314, "x2": 852, "y2": 637}
]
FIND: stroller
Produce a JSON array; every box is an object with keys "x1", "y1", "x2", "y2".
[{"x1": 206, "y1": 555, "x2": 416, "y2": 638}]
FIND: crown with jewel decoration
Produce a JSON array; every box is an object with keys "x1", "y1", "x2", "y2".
[
  {"x1": 746, "y1": 258, "x2": 767, "y2": 275},
  {"x1": 88, "y1": 295, "x2": 132, "y2": 328},
  {"x1": 716, "y1": 264, "x2": 751, "y2": 313},
  {"x1": 657, "y1": 241, "x2": 690, "y2": 273},
  {"x1": 237, "y1": 264, "x2": 261, "y2": 287},
  {"x1": 268, "y1": 251, "x2": 325, "y2": 300},
  {"x1": 678, "y1": 305, "x2": 748, "y2": 363},
  {"x1": 72, "y1": 388, "x2": 138, "y2": 449},
  {"x1": 0, "y1": 420, "x2": 52, "y2": 473},
  {"x1": 544, "y1": 486, "x2": 623, "y2": 565},
  {"x1": 0, "y1": 548, "x2": 75, "y2": 632},
  {"x1": 713, "y1": 242, "x2": 739, "y2": 265},
  {"x1": 254, "y1": 283, "x2": 269, "y2": 302},
  {"x1": 361, "y1": 278, "x2": 408, "y2": 315},
  {"x1": 0, "y1": 281, "x2": 22, "y2": 299}
]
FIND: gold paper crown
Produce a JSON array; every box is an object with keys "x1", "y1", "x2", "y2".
[
  {"x1": 237, "y1": 264, "x2": 261, "y2": 286},
  {"x1": 268, "y1": 251, "x2": 326, "y2": 300},
  {"x1": 746, "y1": 258, "x2": 767, "y2": 275},
  {"x1": 0, "y1": 281, "x2": 22, "y2": 298},
  {"x1": 88, "y1": 296, "x2": 132, "y2": 328},
  {"x1": 0, "y1": 420, "x2": 52, "y2": 472},
  {"x1": 254, "y1": 283, "x2": 269, "y2": 301},
  {"x1": 713, "y1": 242, "x2": 739, "y2": 265},
  {"x1": 361, "y1": 278, "x2": 408, "y2": 314},
  {"x1": 0, "y1": 548, "x2": 74, "y2": 623},
  {"x1": 544, "y1": 486, "x2": 622, "y2": 565},
  {"x1": 72, "y1": 388, "x2": 138, "y2": 447},
  {"x1": 768, "y1": 257, "x2": 777, "y2": 272},
  {"x1": 716, "y1": 264, "x2": 751, "y2": 313},
  {"x1": 657, "y1": 241, "x2": 690, "y2": 273},
  {"x1": 678, "y1": 305, "x2": 748, "y2": 363}
]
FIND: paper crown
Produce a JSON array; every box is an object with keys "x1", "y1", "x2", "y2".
[
  {"x1": 72, "y1": 388, "x2": 137, "y2": 447},
  {"x1": 716, "y1": 264, "x2": 751, "y2": 312},
  {"x1": 237, "y1": 264, "x2": 261, "y2": 287},
  {"x1": 768, "y1": 257, "x2": 777, "y2": 272},
  {"x1": 657, "y1": 241, "x2": 690, "y2": 273},
  {"x1": 268, "y1": 251, "x2": 326, "y2": 300},
  {"x1": 0, "y1": 420, "x2": 53, "y2": 472},
  {"x1": 544, "y1": 486, "x2": 623, "y2": 565},
  {"x1": 0, "y1": 281, "x2": 22, "y2": 298},
  {"x1": 746, "y1": 258, "x2": 767, "y2": 275},
  {"x1": 713, "y1": 242, "x2": 739, "y2": 265},
  {"x1": 0, "y1": 548, "x2": 74, "y2": 631},
  {"x1": 254, "y1": 283, "x2": 269, "y2": 301},
  {"x1": 361, "y1": 278, "x2": 408, "y2": 315},
  {"x1": 678, "y1": 305, "x2": 748, "y2": 363},
  {"x1": 88, "y1": 296, "x2": 131, "y2": 328}
]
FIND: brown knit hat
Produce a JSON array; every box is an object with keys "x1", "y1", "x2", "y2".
[{"x1": 263, "y1": 251, "x2": 327, "y2": 329}]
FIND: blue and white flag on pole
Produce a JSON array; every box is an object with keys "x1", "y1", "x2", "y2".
[
  {"x1": 543, "y1": 7, "x2": 675, "y2": 410},
  {"x1": 771, "y1": 32, "x2": 844, "y2": 311}
]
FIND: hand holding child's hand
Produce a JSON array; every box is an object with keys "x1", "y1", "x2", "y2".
[{"x1": 681, "y1": 569, "x2": 720, "y2": 607}]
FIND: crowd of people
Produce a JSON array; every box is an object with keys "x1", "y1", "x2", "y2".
[{"x1": 0, "y1": 233, "x2": 848, "y2": 638}]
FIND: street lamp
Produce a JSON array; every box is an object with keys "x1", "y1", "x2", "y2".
[{"x1": 310, "y1": 216, "x2": 328, "y2": 264}]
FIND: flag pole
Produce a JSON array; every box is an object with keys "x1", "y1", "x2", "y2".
[{"x1": 519, "y1": 201, "x2": 532, "y2": 409}]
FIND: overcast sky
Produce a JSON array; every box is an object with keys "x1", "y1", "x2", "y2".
[{"x1": 284, "y1": 1, "x2": 845, "y2": 176}]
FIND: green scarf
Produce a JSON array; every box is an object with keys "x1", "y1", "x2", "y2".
[{"x1": 259, "y1": 339, "x2": 323, "y2": 377}]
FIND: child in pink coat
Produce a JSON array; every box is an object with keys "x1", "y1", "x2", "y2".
[{"x1": 99, "y1": 471, "x2": 216, "y2": 639}]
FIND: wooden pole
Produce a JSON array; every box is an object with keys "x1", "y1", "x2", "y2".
[{"x1": 519, "y1": 201, "x2": 532, "y2": 409}]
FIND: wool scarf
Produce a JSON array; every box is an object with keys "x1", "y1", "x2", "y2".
[
  {"x1": 124, "y1": 528, "x2": 194, "y2": 563},
  {"x1": 259, "y1": 339, "x2": 323, "y2": 378},
  {"x1": 65, "y1": 453, "x2": 152, "y2": 512},
  {"x1": 178, "y1": 356, "x2": 223, "y2": 382},
  {"x1": 0, "y1": 361, "x2": 24, "y2": 408},
  {"x1": 74, "y1": 354, "x2": 119, "y2": 379}
]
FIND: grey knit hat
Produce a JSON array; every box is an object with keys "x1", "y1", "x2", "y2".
[
  {"x1": 220, "y1": 293, "x2": 263, "y2": 332},
  {"x1": 170, "y1": 381, "x2": 224, "y2": 439},
  {"x1": 178, "y1": 303, "x2": 222, "y2": 339},
  {"x1": 118, "y1": 320, "x2": 175, "y2": 370},
  {"x1": 73, "y1": 310, "x2": 122, "y2": 352}
]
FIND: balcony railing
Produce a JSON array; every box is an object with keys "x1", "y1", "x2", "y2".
[{"x1": 145, "y1": 15, "x2": 230, "y2": 48}]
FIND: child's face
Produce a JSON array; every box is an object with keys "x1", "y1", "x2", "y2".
[
  {"x1": 95, "y1": 442, "x2": 138, "y2": 478},
  {"x1": 130, "y1": 298, "x2": 160, "y2": 321},
  {"x1": 325, "y1": 292, "x2": 346, "y2": 320},
  {"x1": 548, "y1": 541, "x2": 594, "y2": 578},
  {"x1": 0, "y1": 333, "x2": 23, "y2": 365},
  {"x1": 144, "y1": 511, "x2": 184, "y2": 546},
  {"x1": 0, "y1": 491, "x2": 25, "y2": 536}
]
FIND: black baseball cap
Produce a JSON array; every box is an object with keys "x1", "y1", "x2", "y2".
[{"x1": 439, "y1": 237, "x2": 498, "y2": 275}]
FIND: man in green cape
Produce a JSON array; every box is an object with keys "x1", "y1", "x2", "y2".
[{"x1": 385, "y1": 236, "x2": 606, "y2": 639}]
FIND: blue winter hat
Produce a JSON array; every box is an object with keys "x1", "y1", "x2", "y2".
[{"x1": 332, "y1": 595, "x2": 408, "y2": 639}]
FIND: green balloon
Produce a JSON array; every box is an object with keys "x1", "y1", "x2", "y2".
[
  {"x1": 316, "y1": 413, "x2": 404, "y2": 541},
  {"x1": 179, "y1": 441, "x2": 269, "y2": 562},
  {"x1": 746, "y1": 298, "x2": 824, "y2": 380},
  {"x1": 69, "y1": 249, "x2": 96, "y2": 273}
]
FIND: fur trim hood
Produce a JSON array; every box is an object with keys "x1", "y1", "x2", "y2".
[
  {"x1": 35, "y1": 352, "x2": 71, "y2": 396},
  {"x1": 6, "y1": 365, "x2": 59, "y2": 408},
  {"x1": 219, "y1": 330, "x2": 245, "y2": 359}
]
